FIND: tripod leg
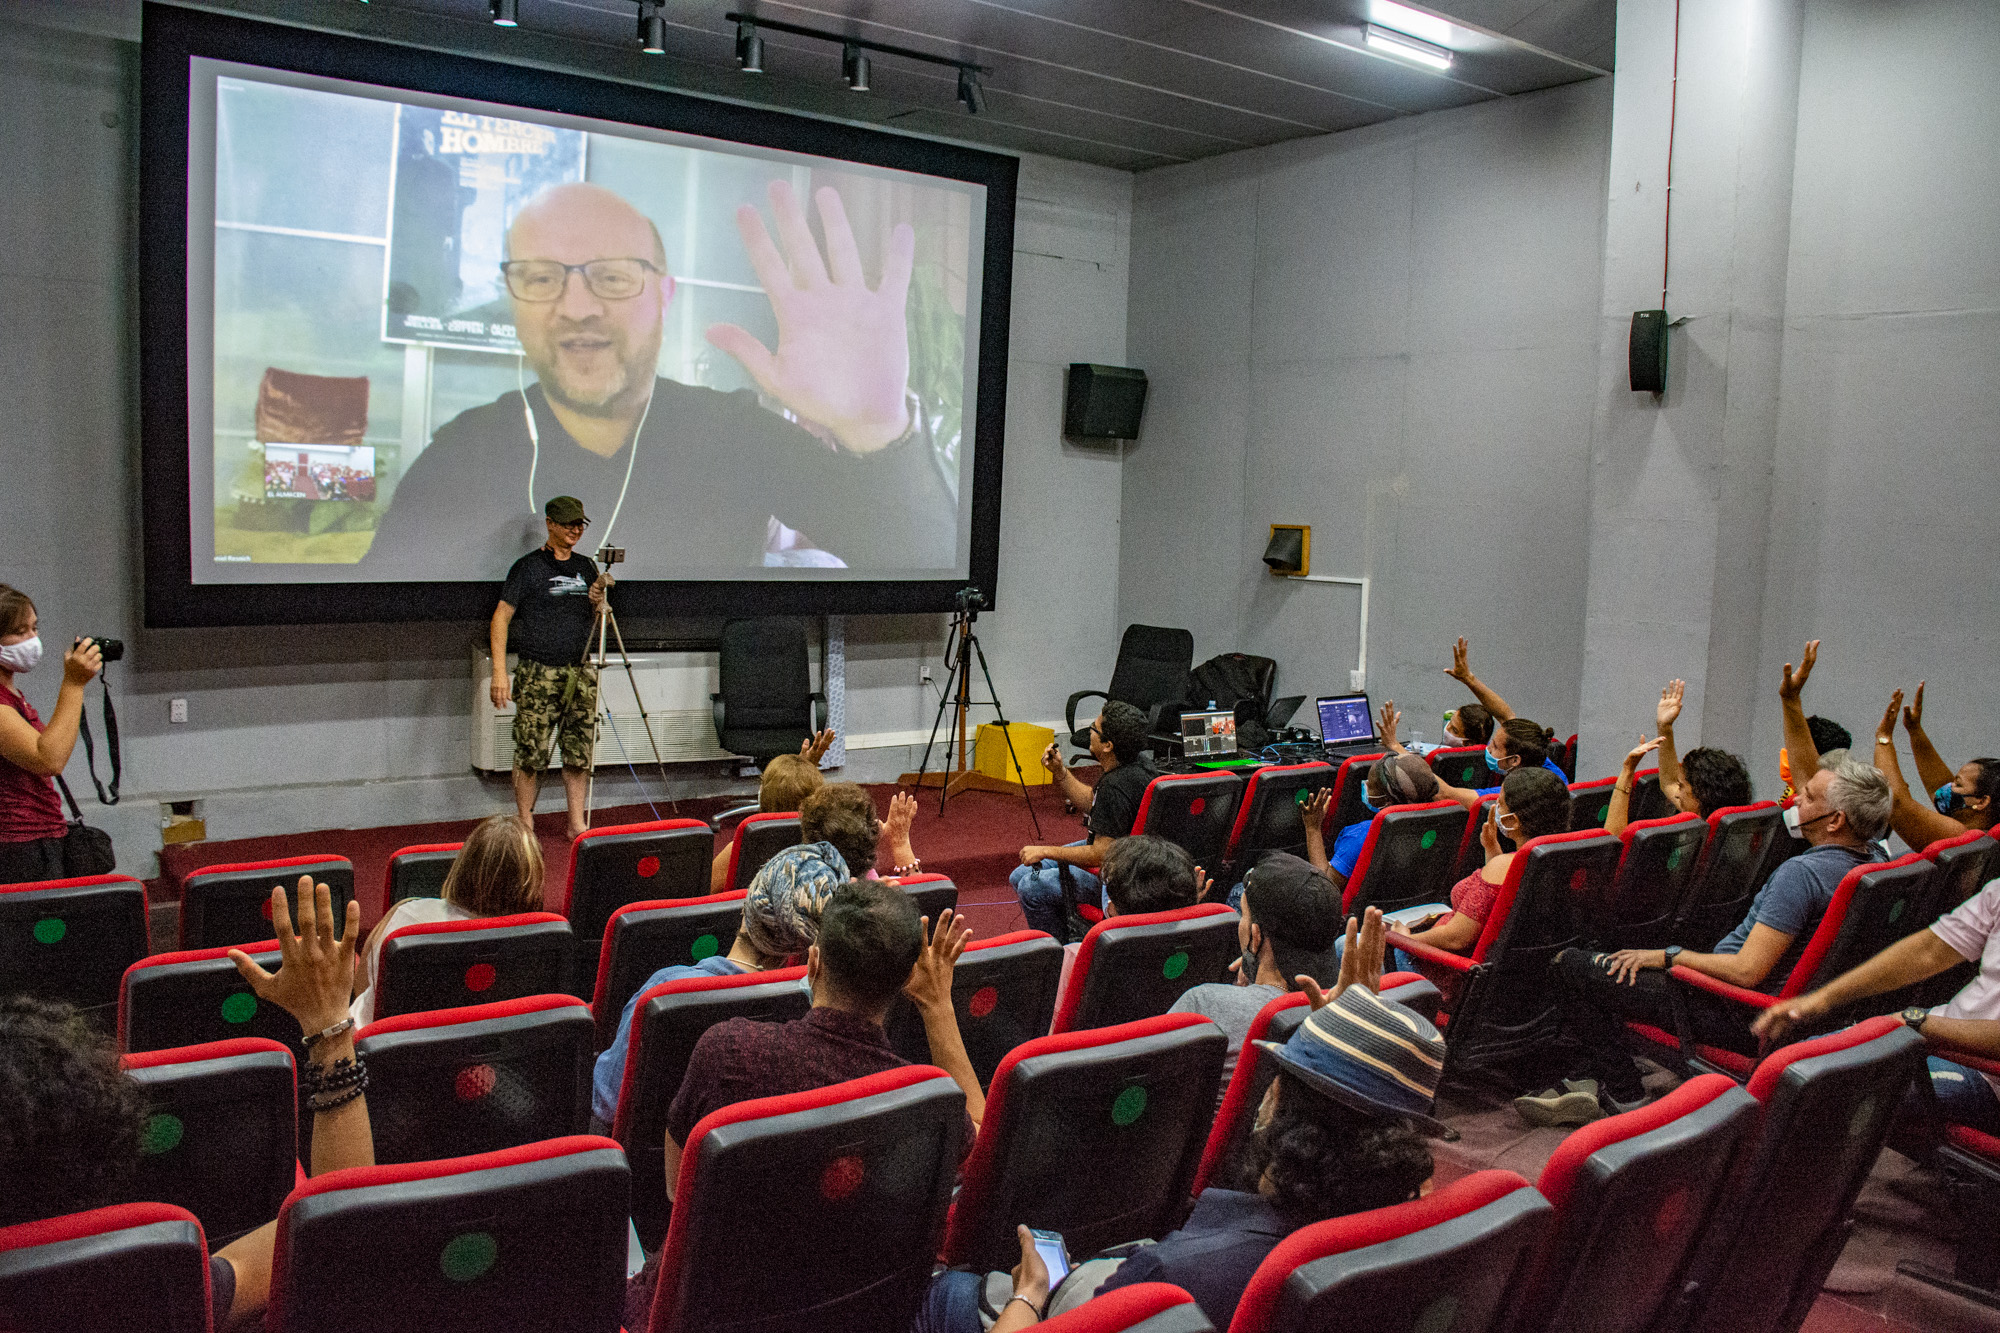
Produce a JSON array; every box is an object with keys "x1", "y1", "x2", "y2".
[
  {"x1": 938, "y1": 628, "x2": 975, "y2": 818},
  {"x1": 584, "y1": 604, "x2": 611, "y2": 830},
  {"x1": 605, "y1": 608, "x2": 673, "y2": 799},
  {"x1": 912, "y1": 616, "x2": 962, "y2": 790},
  {"x1": 966, "y1": 632, "x2": 1042, "y2": 841}
]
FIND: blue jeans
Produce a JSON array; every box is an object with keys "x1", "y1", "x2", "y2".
[
  {"x1": 1928, "y1": 1056, "x2": 2000, "y2": 1135},
  {"x1": 1332, "y1": 929, "x2": 1416, "y2": 977},
  {"x1": 912, "y1": 1270, "x2": 983, "y2": 1333},
  {"x1": 1011, "y1": 841, "x2": 1097, "y2": 938}
]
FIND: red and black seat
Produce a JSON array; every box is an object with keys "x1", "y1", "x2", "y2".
[
  {"x1": 267, "y1": 1136, "x2": 630, "y2": 1333},
  {"x1": 1134, "y1": 773, "x2": 1246, "y2": 879},
  {"x1": 941, "y1": 1013, "x2": 1228, "y2": 1271},
  {"x1": 120, "y1": 939, "x2": 296, "y2": 1053},
  {"x1": 0, "y1": 1202, "x2": 214, "y2": 1333},
  {"x1": 1567, "y1": 776, "x2": 1620, "y2": 830},
  {"x1": 1226, "y1": 1169, "x2": 1552, "y2": 1333},
  {"x1": 723, "y1": 812, "x2": 802, "y2": 892},
  {"x1": 1340, "y1": 801, "x2": 1469, "y2": 917},
  {"x1": 562, "y1": 818, "x2": 713, "y2": 993},
  {"x1": 356, "y1": 995, "x2": 593, "y2": 1164},
  {"x1": 379, "y1": 841, "x2": 461, "y2": 916},
  {"x1": 885, "y1": 928, "x2": 1065, "y2": 1087},
  {"x1": 1627, "y1": 766, "x2": 1672, "y2": 823},
  {"x1": 1427, "y1": 745, "x2": 1491, "y2": 792},
  {"x1": 1671, "y1": 1016, "x2": 1923, "y2": 1333},
  {"x1": 1045, "y1": 1284, "x2": 1213, "y2": 1332},
  {"x1": 1913, "y1": 828, "x2": 1998, "y2": 1006},
  {"x1": 647, "y1": 1066, "x2": 967, "y2": 1333},
  {"x1": 1391, "y1": 830, "x2": 1623, "y2": 1085},
  {"x1": 1323, "y1": 752, "x2": 1388, "y2": 844},
  {"x1": 372, "y1": 911, "x2": 574, "y2": 1018},
  {"x1": 1050, "y1": 903, "x2": 1240, "y2": 1034},
  {"x1": 1449, "y1": 793, "x2": 1501, "y2": 883},
  {"x1": 1898, "y1": 1045, "x2": 2000, "y2": 1307},
  {"x1": 1671, "y1": 801, "x2": 1784, "y2": 950},
  {"x1": 1589, "y1": 813, "x2": 1708, "y2": 952},
  {"x1": 1514, "y1": 1073, "x2": 1758, "y2": 1333},
  {"x1": 120, "y1": 1038, "x2": 298, "y2": 1246},
  {"x1": 898, "y1": 872, "x2": 960, "y2": 931},
  {"x1": 1220, "y1": 762, "x2": 1336, "y2": 883},
  {"x1": 589, "y1": 891, "x2": 746, "y2": 1050},
  {"x1": 0, "y1": 873, "x2": 149, "y2": 1029},
  {"x1": 611, "y1": 965, "x2": 811, "y2": 1245},
  {"x1": 179, "y1": 855, "x2": 353, "y2": 951}
]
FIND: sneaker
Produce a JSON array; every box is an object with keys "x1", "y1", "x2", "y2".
[
  {"x1": 1599, "y1": 1086, "x2": 1650, "y2": 1116},
  {"x1": 1513, "y1": 1078, "x2": 1607, "y2": 1128}
]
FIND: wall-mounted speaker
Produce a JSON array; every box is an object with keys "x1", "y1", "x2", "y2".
[
  {"x1": 1064, "y1": 363, "x2": 1149, "y2": 440},
  {"x1": 1629, "y1": 309, "x2": 1668, "y2": 393},
  {"x1": 1263, "y1": 524, "x2": 1309, "y2": 576}
]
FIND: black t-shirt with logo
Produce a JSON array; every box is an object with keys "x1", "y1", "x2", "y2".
[{"x1": 500, "y1": 546, "x2": 599, "y2": 667}]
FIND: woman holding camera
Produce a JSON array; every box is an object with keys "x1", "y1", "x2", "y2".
[{"x1": 0, "y1": 584, "x2": 103, "y2": 884}]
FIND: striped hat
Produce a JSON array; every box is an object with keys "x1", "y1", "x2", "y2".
[
  {"x1": 1256, "y1": 985, "x2": 1449, "y2": 1135},
  {"x1": 740, "y1": 841, "x2": 848, "y2": 959}
]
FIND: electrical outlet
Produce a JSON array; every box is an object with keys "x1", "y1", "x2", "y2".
[
  {"x1": 1348, "y1": 669, "x2": 1366, "y2": 691},
  {"x1": 169, "y1": 698, "x2": 188, "y2": 724},
  {"x1": 920, "y1": 666, "x2": 934, "y2": 686}
]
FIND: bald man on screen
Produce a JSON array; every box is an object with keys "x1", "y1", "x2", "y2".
[{"x1": 364, "y1": 181, "x2": 954, "y2": 577}]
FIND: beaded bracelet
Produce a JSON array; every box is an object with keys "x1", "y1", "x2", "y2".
[
  {"x1": 892, "y1": 859, "x2": 923, "y2": 877},
  {"x1": 302, "y1": 1015, "x2": 355, "y2": 1052}
]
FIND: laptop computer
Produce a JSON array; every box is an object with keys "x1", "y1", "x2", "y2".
[
  {"x1": 1179, "y1": 708, "x2": 1240, "y2": 759},
  {"x1": 1314, "y1": 692, "x2": 1380, "y2": 758}
]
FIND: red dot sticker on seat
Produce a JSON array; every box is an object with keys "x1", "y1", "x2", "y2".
[
  {"x1": 464, "y1": 963, "x2": 497, "y2": 993},
  {"x1": 968, "y1": 986, "x2": 999, "y2": 1018},
  {"x1": 820, "y1": 1154, "x2": 865, "y2": 1201},
  {"x1": 1652, "y1": 1184, "x2": 1691, "y2": 1241},
  {"x1": 1570, "y1": 868, "x2": 1588, "y2": 891},
  {"x1": 455, "y1": 1064, "x2": 498, "y2": 1102},
  {"x1": 636, "y1": 855, "x2": 661, "y2": 878},
  {"x1": 260, "y1": 898, "x2": 275, "y2": 920},
  {"x1": 1189, "y1": 797, "x2": 1206, "y2": 815}
]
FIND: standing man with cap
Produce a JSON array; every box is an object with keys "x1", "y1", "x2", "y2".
[{"x1": 490, "y1": 495, "x2": 609, "y2": 839}]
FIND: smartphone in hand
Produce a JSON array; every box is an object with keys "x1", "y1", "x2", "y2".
[{"x1": 1029, "y1": 1228, "x2": 1071, "y2": 1285}]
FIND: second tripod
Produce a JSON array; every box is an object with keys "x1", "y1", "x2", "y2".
[{"x1": 898, "y1": 589, "x2": 1041, "y2": 838}]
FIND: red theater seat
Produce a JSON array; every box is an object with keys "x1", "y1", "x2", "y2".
[
  {"x1": 0, "y1": 873, "x2": 149, "y2": 1029},
  {"x1": 1322, "y1": 752, "x2": 1388, "y2": 846},
  {"x1": 563, "y1": 819, "x2": 713, "y2": 993},
  {"x1": 1046, "y1": 1284, "x2": 1214, "y2": 1332},
  {"x1": 120, "y1": 1038, "x2": 298, "y2": 1246},
  {"x1": 1133, "y1": 772, "x2": 1246, "y2": 879},
  {"x1": 1898, "y1": 1046, "x2": 2000, "y2": 1306},
  {"x1": 1427, "y1": 745, "x2": 1491, "y2": 792},
  {"x1": 1515, "y1": 1073, "x2": 1758, "y2": 1333},
  {"x1": 378, "y1": 841, "x2": 461, "y2": 916},
  {"x1": 268, "y1": 1136, "x2": 629, "y2": 1333},
  {"x1": 1450, "y1": 793, "x2": 1500, "y2": 884},
  {"x1": 0, "y1": 1202, "x2": 213, "y2": 1333},
  {"x1": 647, "y1": 1067, "x2": 967, "y2": 1333},
  {"x1": 1591, "y1": 812, "x2": 1707, "y2": 952},
  {"x1": 1672, "y1": 802, "x2": 1784, "y2": 950},
  {"x1": 884, "y1": 928, "x2": 1065, "y2": 1087},
  {"x1": 356, "y1": 994, "x2": 593, "y2": 1164},
  {"x1": 1226, "y1": 1170, "x2": 1551, "y2": 1333},
  {"x1": 942, "y1": 1013, "x2": 1228, "y2": 1270},
  {"x1": 179, "y1": 856, "x2": 353, "y2": 951},
  {"x1": 1340, "y1": 800, "x2": 1469, "y2": 917},
  {"x1": 590, "y1": 891, "x2": 746, "y2": 1050},
  {"x1": 120, "y1": 939, "x2": 295, "y2": 1053},
  {"x1": 1913, "y1": 828, "x2": 1998, "y2": 1007},
  {"x1": 1221, "y1": 762, "x2": 1336, "y2": 883},
  {"x1": 723, "y1": 811, "x2": 801, "y2": 892},
  {"x1": 898, "y1": 871, "x2": 960, "y2": 931},
  {"x1": 611, "y1": 965, "x2": 811, "y2": 1246},
  {"x1": 1567, "y1": 775, "x2": 1620, "y2": 830},
  {"x1": 1050, "y1": 903, "x2": 1240, "y2": 1034},
  {"x1": 372, "y1": 911, "x2": 574, "y2": 1018}
]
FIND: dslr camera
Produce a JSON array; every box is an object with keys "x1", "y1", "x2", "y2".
[
  {"x1": 85, "y1": 636, "x2": 124, "y2": 663},
  {"x1": 954, "y1": 586, "x2": 987, "y2": 614}
]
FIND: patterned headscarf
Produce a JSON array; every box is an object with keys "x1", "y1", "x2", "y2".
[{"x1": 740, "y1": 841, "x2": 849, "y2": 959}]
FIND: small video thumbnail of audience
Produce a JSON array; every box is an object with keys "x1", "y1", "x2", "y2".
[{"x1": 262, "y1": 443, "x2": 377, "y2": 503}]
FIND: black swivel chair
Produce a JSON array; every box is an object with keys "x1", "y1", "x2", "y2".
[
  {"x1": 1065, "y1": 625, "x2": 1194, "y2": 753},
  {"x1": 710, "y1": 618, "x2": 827, "y2": 766}
]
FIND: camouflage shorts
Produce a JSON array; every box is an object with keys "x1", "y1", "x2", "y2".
[{"x1": 511, "y1": 659, "x2": 599, "y2": 771}]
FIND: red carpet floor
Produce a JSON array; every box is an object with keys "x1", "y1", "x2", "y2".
[{"x1": 151, "y1": 777, "x2": 1093, "y2": 942}]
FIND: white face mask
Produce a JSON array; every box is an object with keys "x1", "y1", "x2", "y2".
[{"x1": 0, "y1": 635, "x2": 43, "y2": 673}]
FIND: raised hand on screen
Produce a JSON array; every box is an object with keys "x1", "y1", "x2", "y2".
[{"x1": 706, "y1": 180, "x2": 914, "y2": 455}]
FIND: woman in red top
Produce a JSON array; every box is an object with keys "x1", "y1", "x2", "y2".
[
  {"x1": 0, "y1": 585, "x2": 104, "y2": 884},
  {"x1": 1390, "y1": 767, "x2": 1573, "y2": 956}
]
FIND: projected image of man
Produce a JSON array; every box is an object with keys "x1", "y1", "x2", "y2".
[{"x1": 364, "y1": 181, "x2": 954, "y2": 577}]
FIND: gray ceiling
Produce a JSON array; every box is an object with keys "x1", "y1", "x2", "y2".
[{"x1": 68, "y1": 0, "x2": 1613, "y2": 171}]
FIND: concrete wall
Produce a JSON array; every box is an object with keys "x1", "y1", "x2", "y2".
[
  {"x1": 1121, "y1": 80, "x2": 1613, "y2": 743},
  {"x1": 0, "y1": 17, "x2": 1131, "y2": 874}
]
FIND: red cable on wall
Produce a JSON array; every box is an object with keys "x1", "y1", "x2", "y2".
[{"x1": 1662, "y1": 0, "x2": 1681, "y2": 309}]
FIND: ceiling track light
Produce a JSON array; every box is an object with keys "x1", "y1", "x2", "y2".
[
  {"x1": 1363, "y1": 23, "x2": 1452, "y2": 70},
  {"x1": 842, "y1": 43, "x2": 871, "y2": 92},
  {"x1": 722, "y1": 12, "x2": 987, "y2": 112},
  {"x1": 956, "y1": 67, "x2": 984, "y2": 115},
  {"x1": 735, "y1": 21, "x2": 765, "y2": 73},
  {"x1": 489, "y1": 0, "x2": 517, "y2": 27},
  {"x1": 637, "y1": 2, "x2": 666, "y2": 55}
]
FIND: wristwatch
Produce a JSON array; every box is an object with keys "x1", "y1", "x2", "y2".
[
  {"x1": 1662, "y1": 945, "x2": 1683, "y2": 970},
  {"x1": 1901, "y1": 1006, "x2": 1931, "y2": 1033}
]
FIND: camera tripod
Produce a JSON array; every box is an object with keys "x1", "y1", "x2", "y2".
[
  {"x1": 579, "y1": 555, "x2": 674, "y2": 826},
  {"x1": 898, "y1": 594, "x2": 1042, "y2": 837}
]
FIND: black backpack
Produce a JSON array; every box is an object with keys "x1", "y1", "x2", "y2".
[{"x1": 1187, "y1": 654, "x2": 1274, "y2": 751}]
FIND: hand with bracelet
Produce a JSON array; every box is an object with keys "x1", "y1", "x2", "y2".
[{"x1": 993, "y1": 1225, "x2": 1051, "y2": 1329}]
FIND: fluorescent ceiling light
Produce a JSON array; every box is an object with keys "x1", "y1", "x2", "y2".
[
  {"x1": 1369, "y1": 1, "x2": 1454, "y2": 48},
  {"x1": 1365, "y1": 23, "x2": 1453, "y2": 70}
]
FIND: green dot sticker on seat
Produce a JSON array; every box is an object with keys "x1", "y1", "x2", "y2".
[
  {"x1": 1596, "y1": 803, "x2": 1610, "y2": 822},
  {"x1": 32, "y1": 917, "x2": 66, "y2": 944},
  {"x1": 1111, "y1": 1086, "x2": 1148, "y2": 1126},
  {"x1": 220, "y1": 992, "x2": 258, "y2": 1025},
  {"x1": 140, "y1": 1113, "x2": 184, "y2": 1155},
  {"x1": 1667, "y1": 847, "x2": 1685, "y2": 872},
  {"x1": 441, "y1": 1231, "x2": 498, "y2": 1283},
  {"x1": 690, "y1": 933, "x2": 720, "y2": 961},
  {"x1": 1161, "y1": 951, "x2": 1189, "y2": 980},
  {"x1": 1414, "y1": 1293, "x2": 1461, "y2": 1333},
  {"x1": 1888, "y1": 899, "x2": 1905, "y2": 923},
  {"x1": 1420, "y1": 830, "x2": 1437, "y2": 850}
]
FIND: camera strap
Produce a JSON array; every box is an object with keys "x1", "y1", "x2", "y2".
[{"x1": 77, "y1": 664, "x2": 121, "y2": 806}]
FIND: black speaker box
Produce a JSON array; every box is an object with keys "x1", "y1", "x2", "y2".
[
  {"x1": 1064, "y1": 363, "x2": 1148, "y2": 439},
  {"x1": 1629, "y1": 309, "x2": 1668, "y2": 393}
]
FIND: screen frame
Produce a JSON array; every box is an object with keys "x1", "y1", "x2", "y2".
[{"x1": 139, "y1": 2, "x2": 1014, "y2": 628}]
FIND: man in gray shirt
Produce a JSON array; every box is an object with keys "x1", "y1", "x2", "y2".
[{"x1": 1171, "y1": 851, "x2": 1343, "y2": 1107}]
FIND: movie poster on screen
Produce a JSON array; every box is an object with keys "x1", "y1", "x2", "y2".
[{"x1": 381, "y1": 107, "x2": 586, "y2": 353}]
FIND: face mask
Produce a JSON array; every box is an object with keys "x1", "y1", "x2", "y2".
[
  {"x1": 1935, "y1": 784, "x2": 1966, "y2": 816},
  {"x1": 1360, "y1": 790, "x2": 1381, "y2": 813},
  {"x1": 1443, "y1": 729, "x2": 1467, "y2": 748},
  {"x1": 1783, "y1": 804, "x2": 1833, "y2": 839},
  {"x1": 0, "y1": 636, "x2": 42, "y2": 673},
  {"x1": 1486, "y1": 746, "x2": 1511, "y2": 774}
]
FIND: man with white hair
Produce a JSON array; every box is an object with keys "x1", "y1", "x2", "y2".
[{"x1": 1519, "y1": 757, "x2": 1892, "y2": 1125}]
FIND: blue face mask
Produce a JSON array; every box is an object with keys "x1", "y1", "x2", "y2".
[
  {"x1": 1360, "y1": 790, "x2": 1380, "y2": 813},
  {"x1": 1485, "y1": 746, "x2": 1509, "y2": 773},
  {"x1": 1935, "y1": 783, "x2": 1966, "y2": 815}
]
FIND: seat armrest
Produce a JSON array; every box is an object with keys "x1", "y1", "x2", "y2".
[
  {"x1": 1066, "y1": 690, "x2": 1108, "y2": 737},
  {"x1": 1930, "y1": 1046, "x2": 2000, "y2": 1080},
  {"x1": 1389, "y1": 932, "x2": 1473, "y2": 974},
  {"x1": 1669, "y1": 964, "x2": 1774, "y2": 1009},
  {"x1": 708, "y1": 803, "x2": 760, "y2": 832},
  {"x1": 811, "y1": 693, "x2": 828, "y2": 736}
]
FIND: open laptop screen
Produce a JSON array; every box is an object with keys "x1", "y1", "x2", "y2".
[
  {"x1": 1180, "y1": 709, "x2": 1239, "y2": 758},
  {"x1": 1316, "y1": 694, "x2": 1375, "y2": 745}
]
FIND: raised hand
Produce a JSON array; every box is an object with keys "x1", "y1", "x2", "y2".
[
  {"x1": 1625, "y1": 736, "x2": 1663, "y2": 769},
  {"x1": 1656, "y1": 679, "x2": 1685, "y2": 732},
  {"x1": 1779, "y1": 639, "x2": 1820, "y2": 701},
  {"x1": 884, "y1": 789, "x2": 918, "y2": 844},
  {"x1": 1878, "y1": 690, "x2": 1904, "y2": 745},
  {"x1": 1445, "y1": 637, "x2": 1475, "y2": 685},
  {"x1": 902, "y1": 910, "x2": 972, "y2": 1012},
  {"x1": 1903, "y1": 682, "x2": 1926, "y2": 733},
  {"x1": 1311, "y1": 906, "x2": 1386, "y2": 1006},
  {"x1": 1193, "y1": 866, "x2": 1215, "y2": 902},
  {"x1": 799, "y1": 728, "x2": 837, "y2": 765},
  {"x1": 1378, "y1": 699, "x2": 1403, "y2": 750},
  {"x1": 1479, "y1": 803, "x2": 1503, "y2": 859},
  {"x1": 227, "y1": 876, "x2": 359, "y2": 1037},
  {"x1": 706, "y1": 180, "x2": 914, "y2": 454},
  {"x1": 1302, "y1": 787, "x2": 1333, "y2": 835}
]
